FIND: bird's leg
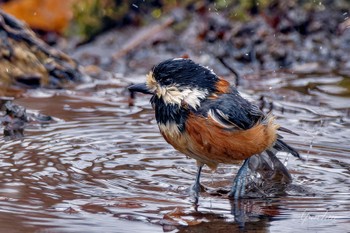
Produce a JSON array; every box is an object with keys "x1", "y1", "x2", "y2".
[
  {"x1": 190, "y1": 165, "x2": 203, "y2": 197},
  {"x1": 229, "y1": 159, "x2": 250, "y2": 199}
]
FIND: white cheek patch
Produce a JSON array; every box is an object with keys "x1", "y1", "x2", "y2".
[
  {"x1": 159, "y1": 86, "x2": 183, "y2": 105},
  {"x1": 159, "y1": 86, "x2": 207, "y2": 110},
  {"x1": 182, "y1": 88, "x2": 207, "y2": 110}
]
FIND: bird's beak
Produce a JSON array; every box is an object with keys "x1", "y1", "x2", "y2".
[{"x1": 128, "y1": 83, "x2": 153, "y2": 95}]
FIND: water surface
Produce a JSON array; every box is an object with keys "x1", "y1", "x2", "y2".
[{"x1": 0, "y1": 72, "x2": 349, "y2": 232}]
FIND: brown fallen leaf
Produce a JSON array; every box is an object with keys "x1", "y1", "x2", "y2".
[
  {"x1": 1, "y1": 0, "x2": 77, "y2": 33},
  {"x1": 162, "y1": 207, "x2": 204, "y2": 226}
]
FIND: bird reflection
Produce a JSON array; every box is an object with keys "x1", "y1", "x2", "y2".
[{"x1": 164, "y1": 198, "x2": 282, "y2": 233}]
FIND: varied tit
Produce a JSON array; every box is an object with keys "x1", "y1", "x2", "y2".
[{"x1": 129, "y1": 58, "x2": 301, "y2": 199}]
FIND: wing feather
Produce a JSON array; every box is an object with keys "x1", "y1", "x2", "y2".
[
  {"x1": 208, "y1": 109, "x2": 241, "y2": 130},
  {"x1": 198, "y1": 93, "x2": 265, "y2": 130}
]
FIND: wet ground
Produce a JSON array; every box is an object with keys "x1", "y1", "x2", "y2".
[{"x1": 0, "y1": 66, "x2": 349, "y2": 232}]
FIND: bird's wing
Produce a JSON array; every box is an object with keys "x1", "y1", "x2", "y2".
[
  {"x1": 197, "y1": 92, "x2": 265, "y2": 130},
  {"x1": 197, "y1": 92, "x2": 302, "y2": 159}
]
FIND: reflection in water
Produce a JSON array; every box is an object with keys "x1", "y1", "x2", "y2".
[
  {"x1": 230, "y1": 199, "x2": 277, "y2": 229},
  {"x1": 0, "y1": 73, "x2": 349, "y2": 232}
]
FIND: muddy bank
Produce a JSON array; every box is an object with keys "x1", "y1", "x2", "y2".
[
  {"x1": 0, "y1": 10, "x2": 84, "y2": 97},
  {"x1": 68, "y1": 1, "x2": 350, "y2": 82},
  {"x1": 1, "y1": 1, "x2": 350, "y2": 97}
]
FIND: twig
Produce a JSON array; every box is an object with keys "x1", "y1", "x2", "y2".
[
  {"x1": 216, "y1": 56, "x2": 241, "y2": 86},
  {"x1": 112, "y1": 16, "x2": 175, "y2": 61}
]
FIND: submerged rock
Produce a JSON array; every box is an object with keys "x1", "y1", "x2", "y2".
[{"x1": 0, "y1": 98, "x2": 54, "y2": 140}]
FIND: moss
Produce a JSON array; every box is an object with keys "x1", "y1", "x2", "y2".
[{"x1": 70, "y1": 0, "x2": 125, "y2": 39}]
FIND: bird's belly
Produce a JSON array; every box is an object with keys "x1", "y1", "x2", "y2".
[{"x1": 159, "y1": 116, "x2": 278, "y2": 170}]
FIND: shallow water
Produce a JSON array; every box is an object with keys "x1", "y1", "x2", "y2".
[{"x1": 0, "y1": 72, "x2": 349, "y2": 233}]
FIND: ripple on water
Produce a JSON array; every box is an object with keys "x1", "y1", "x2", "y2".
[{"x1": 0, "y1": 74, "x2": 349, "y2": 232}]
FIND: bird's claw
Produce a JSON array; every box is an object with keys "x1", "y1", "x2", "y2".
[
  {"x1": 228, "y1": 175, "x2": 247, "y2": 199},
  {"x1": 228, "y1": 159, "x2": 249, "y2": 199},
  {"x1": 190, "y1": 182, "x2": 206, "y2": 197}
]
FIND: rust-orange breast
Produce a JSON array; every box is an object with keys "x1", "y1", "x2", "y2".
[{"x1": 160, "y1": 113, "x2": 279, "y2": 170}]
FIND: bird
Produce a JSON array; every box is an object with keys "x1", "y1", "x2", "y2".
[{"x1": 129, "y1": 58, "x2": 301, "y2": 199}]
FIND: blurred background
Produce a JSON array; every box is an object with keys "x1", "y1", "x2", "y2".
[
  {"x1": 1, "y1": 0, "x2": 350, "y2": 91},
  {"x1": 0, "y1": 0, "x2": 350, "y2": 93}
]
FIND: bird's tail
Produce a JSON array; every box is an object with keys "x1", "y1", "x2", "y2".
[
  {"x1": 248, "y1": 138, "x2": 301, "y2": 184},
  {"x1": 245, "y1": 138, "x2": 301, "y2": 196},
  {"x1": 273, "y1": 138, "x2": 301, "y2": 159},
  {"x1": 248, "y1": 148, "x2": 292, "y2": 185}
]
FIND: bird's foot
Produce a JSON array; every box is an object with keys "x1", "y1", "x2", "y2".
[
  {"x1": 189, "y1": 165, "x2": 204, "y2": 202},
  {"x1": 228, "y1": 159, "x2": 249, "y2": 199},
  {"x1": 190, "y1": 182, "x2": 205, "y2": 197},
  {"x1": 189, "y1": 183, "x2": 206, "y2": 205},
  {"x1": 228, "y1": 175, "x2": 247, "y2": 199}
]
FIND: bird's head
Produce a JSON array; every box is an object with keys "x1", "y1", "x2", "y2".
[{"x1": 129, "y1": 58, "x2": 230, "y2": 109}]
